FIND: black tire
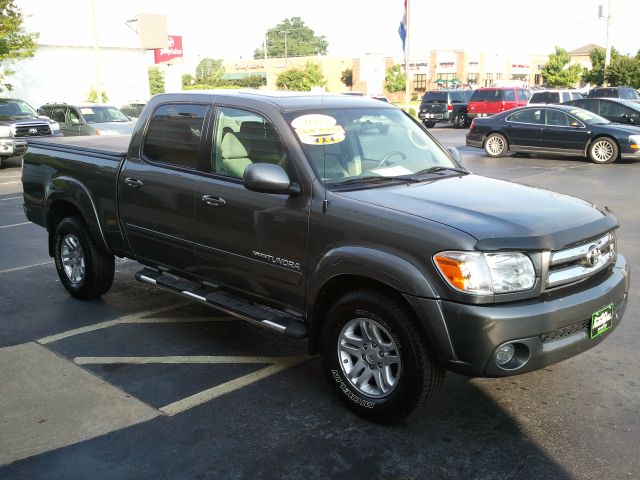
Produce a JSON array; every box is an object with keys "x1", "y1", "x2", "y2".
[
  {"x1": 484, "y1": 133, "x2": 508, "y2": 157},
  {"x1": 454, "y1": 113, "x2": 467, "y2": 129},
  {"x1": 53, "y1": 216, "x2": 115, "y2": 299},
  {"x1": 588, "y1": 137, "x2": 618, "y2": 164},
  {"x1": 320, "y1": 289, "x2": 444, "y2": 423},
  {"x1": 423, "y1": 121, "x2": 436, "y2": 129}
]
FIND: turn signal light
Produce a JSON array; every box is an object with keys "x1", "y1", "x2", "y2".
[{"x1": 434, "y1": 255, "x2": 467, "y2": 290}]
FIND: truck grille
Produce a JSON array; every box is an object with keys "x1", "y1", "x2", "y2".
[
  {"x1": 13, "y1": 123, "x2": 52, "y2": 137},
  {"x1": 546, "y1": 232, "x2": 615, "y2": 289}
]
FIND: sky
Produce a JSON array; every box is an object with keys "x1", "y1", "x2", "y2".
[{"x1": 19, "y1": 0, "x2": 640, "y2": 68}]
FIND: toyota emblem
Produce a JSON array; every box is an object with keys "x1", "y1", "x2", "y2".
[
  {"x1": 29, "y1": 128, "x2": 38, "y2": 134},
  {"x1": 585, "y1": 246, "x2": 601, "y2": 267}
]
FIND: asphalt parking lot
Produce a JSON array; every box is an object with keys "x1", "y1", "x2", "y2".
[{"x1": 1, "y1": 130, "x2": 639, "y2": 480}]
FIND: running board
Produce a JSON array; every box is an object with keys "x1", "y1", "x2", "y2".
[{"x1": 135, "y1": 268, "x2": 308, "y2": 339}]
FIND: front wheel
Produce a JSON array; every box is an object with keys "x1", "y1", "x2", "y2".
[
  {"x1": 588, "y1": 137, "x2": 618, "y2": 164},
  {"x1": 484, "y1": 133, "x2": 508, "y2": 157},
  {"x1": 53, "y1": 216, "x2": 115, "y2": 299},
  {"x1": 321, "y1": 290, "x2": 444, "y2": 423}
]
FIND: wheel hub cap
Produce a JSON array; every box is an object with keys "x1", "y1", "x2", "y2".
[{"x1": 60, "y1": 234, "x2": 85, "y2": 284}]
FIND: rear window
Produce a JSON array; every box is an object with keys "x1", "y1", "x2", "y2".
[
  {"x1": 470, "y1": 89, "x2": 501, "y2": 102},
  {"x1": 421, "y1": 92, "x2": 448, "y2": 104},
  {"x1": 530, "y1": 91, "x2": 553, "y2": 104},
  {"x1": 621, "y1": 89, "x2": 640, "y2": 100},
  {"x1": 587, "y1": 88, "x2": 617, "y2": 98}
]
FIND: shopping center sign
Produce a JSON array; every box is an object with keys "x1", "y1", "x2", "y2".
[{"x1": 154, "y1": 36, "x2": 183, "y2": 65}]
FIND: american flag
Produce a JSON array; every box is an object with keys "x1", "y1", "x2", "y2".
[{"x1": 398, "y1": 0, "x2": 407, "y2": 52}]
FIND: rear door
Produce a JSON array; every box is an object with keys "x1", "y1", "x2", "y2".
[
  {"x1": 119, "y1": 102, "x2": 210, "y2": 272},
  {"x1": 485, "y1": 89, "x2": 504, "y2": 114},
  {"x1": 540, "y1": 108, "x2": 590, "y2": 152},
  {"x1": 516, "y1": 88, "x2": 531, "y2": 106}
]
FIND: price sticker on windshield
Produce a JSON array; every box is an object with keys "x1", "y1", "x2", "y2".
[{"x1": 291, "y1": 114, "x2": 345, "y2": 145}]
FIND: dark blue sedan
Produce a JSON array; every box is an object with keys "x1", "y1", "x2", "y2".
[{"x1": 466, "y1": 104, "x2": 640, "y2": 163}]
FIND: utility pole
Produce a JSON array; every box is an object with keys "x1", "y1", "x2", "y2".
[
  {"x1": 264, "y1": 34, "x2": 269, "y2": 89},
  {"x1": 90, "y1": 0, "x2": 103, "y2": 103},
  {"x1": 603, "y1": 0, "x2": 613, "y2": 86},
  {"x1": 282, "y1": 30, "x2": 289, "y2": 68},
  {"x1": 404, "y1": 0, "x2": 411, "y2": 110}
]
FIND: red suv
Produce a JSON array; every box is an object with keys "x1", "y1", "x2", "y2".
[{"x1": 467, "y1": 87, "x2": 531, "y2": 119}]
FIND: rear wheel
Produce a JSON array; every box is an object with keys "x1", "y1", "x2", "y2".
[
  {"x1": 588, "y1": 137, "x2": 618, "y2": 164},
  {"x1": 53, "y1": 216, "x2": 115, "y2": 299},
  {"x1": 423, "y1": 121, "x2": 436, "y2": 129},
  {"x1": 484, "y1": 133, "x2": 508, "y2": 157},
  {"x1": 454, "y1": 113, "x2": 467, "y2": 128},
  {"x1": 321, "y1": 289, "x2": 444, "y2": 423}
]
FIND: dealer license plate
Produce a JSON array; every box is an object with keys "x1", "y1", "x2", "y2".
[{"x1": 591, "y1": 304, "x2": 613, "y2": 339}]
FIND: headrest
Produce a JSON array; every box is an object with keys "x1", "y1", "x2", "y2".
[{"x1": 221, "y1": 132, "x2": 248, "y2": 159}]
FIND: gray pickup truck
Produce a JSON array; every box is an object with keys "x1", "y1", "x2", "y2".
[
  {"x1": 0, "y1": 98, "x2": 60, "y2": 168},
  {"x1": 22, "y1": 92, "x2": 629, "y2": 422}
]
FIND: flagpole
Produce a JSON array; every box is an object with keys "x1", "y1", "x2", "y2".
[{"x1": 404, "y1": 0, "x2": 411, "y2": 111}]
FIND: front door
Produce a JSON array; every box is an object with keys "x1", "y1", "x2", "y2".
[
  {"x1": 119, "y1": 102, "x2": 210, "y2": 272},
  {"x1": 540, "y1": 109, "x2": 590, "y2": 152},
  {"x1": 194, "y1": 105, "x2": 310, "y2": 312}
]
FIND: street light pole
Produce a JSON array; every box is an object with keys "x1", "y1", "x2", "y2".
[{"x1": 603, "y1": 0, "x2": 613, "y2": 86}]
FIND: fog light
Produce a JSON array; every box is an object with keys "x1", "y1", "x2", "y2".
[{"x1": 496, "y1": 344, "x2": 515, "y2": 366}]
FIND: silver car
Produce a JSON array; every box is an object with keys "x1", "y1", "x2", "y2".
[{"x1": 38, "y1": 103, "x2": 135, "y2": 136}]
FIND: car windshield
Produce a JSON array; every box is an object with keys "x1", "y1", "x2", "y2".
[
  {"x1": 421, "y1": 92, "x2": 447, "y2": 104},
  {"x1": 79, "y1": 106, "x2": 130, "y2": 123},
  {"x1": 0, "y1": 99, "x2": 38, "y2": 118},
  {"x1": 570, "y1": 108, "x2": 610, "y2": 124},
  {"x1": 286, "y1": 108, "x2": 460, "y2": 188}
]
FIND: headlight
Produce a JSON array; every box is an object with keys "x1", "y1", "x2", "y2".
[
  {"x1": 629, "y1": 135, "x2": 640, "y2": 149},
  {"x1": 434, "y1": 251, "x2": 536, "y2": 295},
  {"x1": 0, "y1": 125, "x2": 11, "y2": 137},
  {"x1": 50, "y1": 122, "x2": 60, "y2": 133}
]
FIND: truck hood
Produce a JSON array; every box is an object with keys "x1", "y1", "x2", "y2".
[
  {"x1": 0, "y1": 116, "x2": 53, "y2": 124},
  {"x1": 338, "y1": 174, "x2": 618, "y2": 251},
  {"x1": 91, "y1": 121, "x2": 135, "y2": 135}
]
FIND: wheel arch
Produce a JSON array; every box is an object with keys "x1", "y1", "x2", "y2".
[{"x1": 584, "y1": 134, "x2": 620, "y2": 159}]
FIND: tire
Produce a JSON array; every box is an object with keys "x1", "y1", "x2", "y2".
[
  {"x1": 484, "y1": 133, "x2": 508, "y2": 157},
  {"x1": 588, "y1": 137, "x2": 618, "y2": 164},
  {"x1": 423, "y1": 121, "x2": 436, "y2": 129},
  {"x1": 454, "y1": 113, "x2": 467, "y2": 129},
  {"x1": 53, "y1": 216, "x2": 115, "y2": 299},
  {"x1": 320, "y1": 289, "x2": 445, "y2": 423}
]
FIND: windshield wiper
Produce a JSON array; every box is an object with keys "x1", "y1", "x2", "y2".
[
  {"x1": 410, "y1": 166, "x2": 468, "y2": 177},
  {"x1": 330, "y1": 175, "x2": 418, "y2": 188}
]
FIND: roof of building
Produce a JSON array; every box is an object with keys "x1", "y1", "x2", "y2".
[{"x1": 569, "y1": 44, "x2": 604, "y2": 56}]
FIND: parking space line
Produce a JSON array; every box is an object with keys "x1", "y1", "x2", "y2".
[
  {"x1": 0, "y1": 221, "x2": 31, "y2": 229},
  {"x1": 74, "y1": 355, "x2": 308, "y2": 365},
  {"x1": 0, "y1": 181, "x2": 21, "y2": 185},
  {"x1": 159, "y1": 356, "x2": 309, "y2": 416},
  {"x1": 0, "y1": 261, "x2": 54, "y2": 275},
  {"x1": 37, "y1": 302, "x2": 193, "y2": 344},
  {"x1": 0, "y1": 196, "x2": 21, "y2": 202}
]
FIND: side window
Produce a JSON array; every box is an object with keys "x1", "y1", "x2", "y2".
[
  {"x1": 51, "y1": 107, "x2": 66, "y2": 123},
  {"x1": 507, "y1": 109, "x2": 543, "y2": 124},
  {"x1": 599, "y1": 101, "x2": 625, "y2": 117},
  {"x1": 503, "y1": 89, "x2": 515, "y2": 101},
  {"x1": 545, "y1": 109, "x2": 573, "y2": 127},
  {"x1": 517, "y1": 89, "x2": 531, "y2": 101},
  {"x1": 67, "y1": 108, "x2": 80, "y2": 124},
  {"x1": 213, "y1": 107, "x2": 288, "y2": 179},
  {"x1": 142, "y1": 103, "x2": 207, "y2": 170},
  {"x1": 450, "y1": 92, "x2": 464, "y2": 103},
  {"x1": 561, "y1": 92, "x2": 571, "y2": 103}
]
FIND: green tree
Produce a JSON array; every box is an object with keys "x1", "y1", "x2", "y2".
[
  {"x1": 195, "y1": 58, "x2": 224, "y2": 84},
  {"x1": 605, "y1": 55, "x2": 640, "y2": 88},
  {"x1": 86, "y1": 87, "x2": 108, "y2": 103},
  {"x1": 0, "y1": 0, "x2": 38, "y2": 92},
  {"x1": 276, "y1": 62, "x2": 326, "y2": 91},
  {"x1": 148, "y1": 66, "x2": 165, "y2": 95},
  {"x1": 340, "y1": 67, "x2": 353, "y2": 87},
  {"x1": 181, "y1": 73, "x2": 194, "y2": 87},
  {"x1": 541, "y1": 47, "x2": 582, "y2": 87},
  {"x1": 254, "y1": 17, "x2": 328, "y2": 59},
  {"x1": 583, "y1": 46, "x2": 620, "y2": 86},
  {"x1": 384, "y1": 64, "x2": 406, "y2": 93}
]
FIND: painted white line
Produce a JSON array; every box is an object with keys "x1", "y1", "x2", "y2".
[
  {"x1": 0, "y1": 196, "x2": 21, "y2": 202},
  {"x1": 0, "y1": 181, "x2": 21, "y2": 185},
  {"x1": 122, "y1": 316, "x2": 237, "y2": 324},
  {"x1": 74, "y1": 355, "x2": 308, "y2": 365},
  {"x1": 37, "y1": 302, "x2": 192, "y2": 344},
  {"x1": 0, "y1": 221, "x2": 31, "y2": 229},
  {"x1": 0, "y1": 261, "x2": 53, "y2": 275},
  {"x1": 159, "y1": 357, "x2": 308, "y2": 416}
]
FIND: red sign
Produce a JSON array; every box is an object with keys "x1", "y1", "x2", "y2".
[{"x1": 154, "y1": 36, "x2": 183, "y2": 64}]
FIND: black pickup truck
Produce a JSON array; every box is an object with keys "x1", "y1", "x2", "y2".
[
  {"x1": 22, "y1": 92, "x2": 629, "y2": 422},
  {"x1": 418, "y1": 90, "x2": 472, "y2": 129}
]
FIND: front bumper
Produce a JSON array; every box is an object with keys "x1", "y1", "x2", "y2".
[
  {"x1": 621, "y1": 147, "x2": 640, "y2": 160},
  {"x1": 0, "y1": 138, "x2": 28, "y2": 157},
  {"x1": 407, "y1": 254, "x2": 629, "y2": 377}
]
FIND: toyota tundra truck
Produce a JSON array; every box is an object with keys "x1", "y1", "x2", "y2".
[{"x1": 22, "y1": 92, "x2": 630, "y2": 422}]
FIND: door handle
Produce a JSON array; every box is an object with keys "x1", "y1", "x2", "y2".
[
  {"x1": 124, "y1": 177, "x2": 144, "y2": 188},
  {"x1": 201, "y1": 194, "x2": 226, "y2": 207}
]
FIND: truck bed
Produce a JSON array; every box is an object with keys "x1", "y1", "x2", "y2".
[{"x1": 27, "y1": 134, "x2": 131, "y2": 158}]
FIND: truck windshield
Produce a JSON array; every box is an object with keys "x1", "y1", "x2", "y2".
[
  {"x1": 286, "y1": 108, "x2": 459, "y2": 187},
  {"x1": 0, "y1": 99, "x2": 38, "y2": 118},
  {"x1": 421, "y1": 92, "x2": 448, "y2": 104},
  {"x1": 80, "y1": 106, "x2": 130, "y2": 123}
]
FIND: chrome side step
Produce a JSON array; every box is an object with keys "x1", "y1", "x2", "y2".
[{"x1": 135, "y1": 268, "x2": 308, "y2": 339}]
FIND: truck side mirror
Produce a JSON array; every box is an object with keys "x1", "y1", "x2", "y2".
[{"x1": 243, "y1": 163, "x2": 300, "y2": 195}]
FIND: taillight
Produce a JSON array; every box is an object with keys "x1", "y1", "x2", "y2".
[
  {"x1": 447, "y1": 104, "x2": 453, "y2": 111},
  {"x1": 470, "y1": 119, "x2": 475, "y2": 130}
]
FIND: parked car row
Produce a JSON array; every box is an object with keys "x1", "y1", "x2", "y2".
[{"x1": 38, "y1": 103, "x2": 136, "y2": 136}]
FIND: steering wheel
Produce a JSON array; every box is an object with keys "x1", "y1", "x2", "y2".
[{"x1": 377, "y1": 151, "x2": 406, "y2": 168}]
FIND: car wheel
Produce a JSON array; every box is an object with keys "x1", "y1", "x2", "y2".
[
  {"x1": 53, "y1": 216, "x2": 115, "y2": 299},
  {"x1": 484, "y1": 133, "x2": 508, "y2": 157},
  {"x1": 454, "y1": 113, "x2": 467, "y2": 129},
  {"x1": 423, "y1": 121, "x2": 436, "y2": 129},
  {"x1": 588, "y1": 137, "x2": 618, "y2": 164},
  {"x1": 321, "y1": 289, "x2": 445, "y2": 423}
]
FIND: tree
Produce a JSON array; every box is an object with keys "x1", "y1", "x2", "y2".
[
  {"x1": 605, "y1": 55, "x2": 640, "y2": 89},
  {"x1": 254, "y1": 17, "x2": 328, "y2": 59},
  {"x1": 541, "y1": 47, "x2": 582, "y2": 88},
  {"x1": 148, "y1": 66, "x2": 165, "y2": 95},
  {"x1": 0, "y1": 0, "x2": 38, "y2": 92},
  {"x1": 86, "y1": 87, "x2": 108, "y2": 103},
  {"x1": 276, "y1": 63, "x2": 326, "y2": 91},
  {"x1": 583, "y1": 46, "x2": 620, "y2": 86},
  {"x1": 181, "y1": 73, "x2": 194, "y2": 87},
  {"x1": 384, "y1": 64, "x2": 406, "y2": 93},
  {"x1": 340, "y1": 68, "x2": 353, "y2": 88},
  {"x1": 195, "y1": 58, "x2": 224, "y2": 84}
]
